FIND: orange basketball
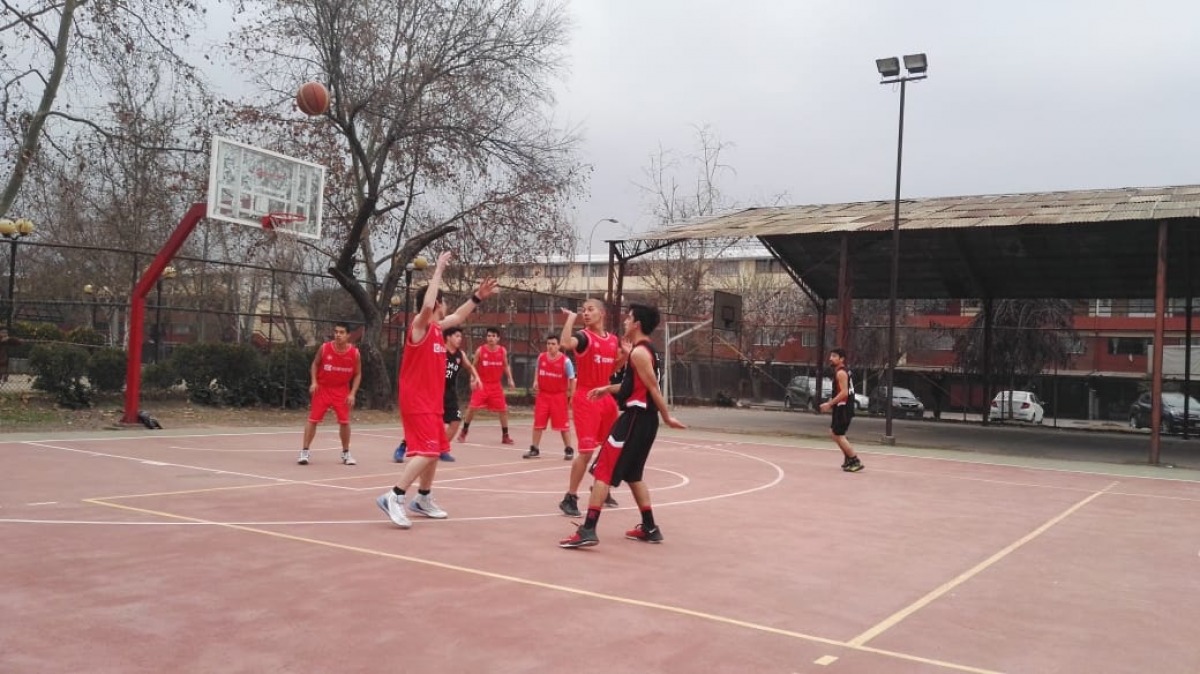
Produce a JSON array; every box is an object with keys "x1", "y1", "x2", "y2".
[{"x1": 296, "y1": 81, "x2": 329, "y2": 116}]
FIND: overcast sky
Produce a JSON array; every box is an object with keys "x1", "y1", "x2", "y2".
[{"x1": 554, "y1": 1, "x2": 1200, "y2": 251}]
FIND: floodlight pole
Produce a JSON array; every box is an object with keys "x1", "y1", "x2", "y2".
[{"x1": 878, "y1": 56, "x2": 926, "y2": 444}]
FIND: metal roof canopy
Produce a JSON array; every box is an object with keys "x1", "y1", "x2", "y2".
[
  {"x1": 613, "y1": 184, "x2": 1200, "y2": 467},
  {"x1": 619, "y1": 185, "x2": 1200, "y2": 301}
]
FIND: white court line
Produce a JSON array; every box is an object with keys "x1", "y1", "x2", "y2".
[
  {"x1": 168, "y1": 445, "x2": 346, "y2": 453},
  {"x1": 24, "y1": 441, "x2": 355, "y2": 491}
]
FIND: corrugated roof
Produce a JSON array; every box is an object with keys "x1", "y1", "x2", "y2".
[
  {"x1": 627, "y1": 185, "x2": 1200, "y2": 243},
  {"x1": 618, "y1": 185, "x2": 1200, "y2": 300}
]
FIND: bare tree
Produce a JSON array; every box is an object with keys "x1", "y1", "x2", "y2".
[
  {"x1": 232, "y1": 0, "x2": 585, "y2": 408},
  {"x1": 0, "y1": 0, "x2": 208, "y2": 220}
]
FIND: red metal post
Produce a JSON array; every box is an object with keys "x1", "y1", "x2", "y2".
[
  {"x1": 1148, "y1": 221, "x2": 1168, "y2": 464},
  {"x1": 122, "y1": 203, "x2": 207, "y2": 424}
]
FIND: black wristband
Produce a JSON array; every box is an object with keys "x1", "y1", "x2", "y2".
[{"x1": 470, "y1": 294, "x2": 483, "y2": 304}]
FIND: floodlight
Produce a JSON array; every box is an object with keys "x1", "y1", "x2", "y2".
[
  {"x1": 876, "y1": 57, "x2": 900, "y2": 78},
  {"x1": 903, "y1": 53, "x2": 928, "y2": 74}
]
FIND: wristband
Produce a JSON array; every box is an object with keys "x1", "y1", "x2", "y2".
[{"x1": 470, "y1": 293, "x2": 483, "y2": 304}]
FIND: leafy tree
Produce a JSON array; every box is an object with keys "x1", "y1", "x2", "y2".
[{"x1": 951, "y1": 299, "x2": 1078, "y2": 390}]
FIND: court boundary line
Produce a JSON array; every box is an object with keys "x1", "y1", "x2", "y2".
[
  {"x1": 84, "y1": 496, "x2": 1003, "y2": 674},
  {"x1": 846, "y1": 481, "x2": 1118, "y2": 647}
]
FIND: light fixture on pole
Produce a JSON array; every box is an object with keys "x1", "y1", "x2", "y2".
[
  {"x1": 1, "y1": 217, "x2": 35, "y2": 330},
  {"x1": 876, "y1": 52, "x2": 927, "y2": 444},
  {"x1": 154, "y1": 265, "x2": 177, "y2": 363},
  {"x1": 585, "y1": 218, "x2": 618, "y2": 300}
]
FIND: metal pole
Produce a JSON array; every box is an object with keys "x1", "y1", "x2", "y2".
[
  {"x1": 6, "y1": 239, "x2": 16, "y2": 329},
  {"x1": 1149, "y1": 221, "x2": 1168, "y2": 464},
  {"x1": 154, "y1": 280, "x2": 163, "y2": 364},
  {"x1": 883, "y1": 77, "x2": 907, "y2": 443}
]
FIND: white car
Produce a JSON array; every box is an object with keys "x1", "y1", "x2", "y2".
[{"x1": 988, "y1": 390, "x2": 1044, "y2": 424}]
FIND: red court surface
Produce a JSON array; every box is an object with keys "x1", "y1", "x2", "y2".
[{"x1": 3, "y1": 422, "x2": 1199, "y2": 673}]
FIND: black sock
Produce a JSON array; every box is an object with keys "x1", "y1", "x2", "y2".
[
  {"x1": 564, "y1": 446, "x2": 573, "y2": 452},
  {"x1": 502, "y1": 426, "x2": 509, "y2": 436},
  {"x1": 584, "y1": 507, "x2": 602, "y2": 530},
  {"x1": 418, "y1": 489, "x2": 430, "y2": 496},
  {"x1": 392, "y1": 487, "x2": 405, "y2": 496},
  {"x1": 641, "y1": 507, "x2": 656, "y2": 529},
  {"x1": 462, "y1": 422, "x2": 471, "y2": 431},
  {"x1": 530, "y1": 445, "x2": 538, "y2": 451}
]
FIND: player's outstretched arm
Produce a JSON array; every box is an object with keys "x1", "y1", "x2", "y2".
[
  {"x1": 411, "y1": 251, "x2": 452, "y2": 344},
  {"x1": 559, "y1": 308, "x2": 580, "y2": 352},
  {"x1": 631, "y1": 346, "x2": 686, "y2": 429},
  {"x1": 441, "y1": 278, "x2": 499, "y2": 329}
]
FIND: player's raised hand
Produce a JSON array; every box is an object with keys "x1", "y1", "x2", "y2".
[
  {"x1": 435, "y1": 251, "x2": 453, "y2": 268},
  {"x1": 560, "y1": 307, "x2": 577, "y2": 319},
  {"x1": 476, "y1": 277, "x2": 499, "y2": 300}
]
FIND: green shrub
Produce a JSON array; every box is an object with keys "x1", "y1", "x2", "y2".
[
  {"x1": 258, "y1": 345, "x2": 313, "y2": 408},
  {"x1": 87, "y1": 348, "x2": 127, "y2": 392},
  {"x1": 170, "y1": 342, "x2": 263, "y2": 406},
  {"x1": 28, "y1": 343, "x2": 92, "y2": 408},
  {"x1": 8, "y1": 321, "x2": 64, "y2": 358},
  {"x1": 66, "y1": 326, "x2": 105, "y2": 347},
  {"x1": 142, "y1": 361, "x2": 181, "y2": 391}
]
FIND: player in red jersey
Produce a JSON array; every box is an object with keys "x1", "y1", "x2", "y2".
[
  {"x1": 298, "y1": 321, "x2": 361, "y2": 466},
  {"x1": 523, "y1": 334, "x2": 577, "y2": 459},
  {"x1": 560, "y1": 304, "x2": 686, "y2": 549},
  {"x1": 556, "y1": 299, "x2": 621, "y2": 516},
  {"x1": 458, "y1": 326, "x2": 517, "y2": 444},
  {"x1": 376, "y1": 252, "x2": 499, "y2": 529}
]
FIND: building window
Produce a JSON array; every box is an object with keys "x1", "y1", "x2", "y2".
[
  {"x1": 1089, "y1": 299, "x2": 1112, "y2": 317},
  {"x1": 710, "y1": 260, "x2": 739, "y2": 276},
  {"x1": 1108, "y1": 337, "x2": 1150, "y2": 356},
  {"x1": 754, "y1": 259, "x2": 784, "y2": 274},
  {"x1": 546, "y1": 264, "x2": 569, "y2": 279},
  {"x1": 1126, "y1": 299, "x2": 1154, "y2": 317},
  {"x1": 801, "y1": 331, "x2": 817, "y2": 347}
]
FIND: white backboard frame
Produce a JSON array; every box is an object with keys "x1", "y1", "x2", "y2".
[{"x1": 207, "y1": 136, "x2": 325, "y2": 240}]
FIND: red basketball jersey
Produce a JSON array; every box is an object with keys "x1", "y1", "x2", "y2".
[
  {"x1": 536, "y1": 352, "x2": 569, "y2": 394},
  {"x1": 399, "y1": 322, "x2": 446, "y2": 416},
  {"x1": 316, "y1": 341, "x2": 359, "y2": 389},
  {"x1": 574, "y1": 328, "x2": 619, "y2": 390},
  {"x1": 476, "y1": 345, "x2": 507, "y2": 385}
]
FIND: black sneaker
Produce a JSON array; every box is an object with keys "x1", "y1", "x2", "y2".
[
  {"x1": 523, "y1": 446, "x2": 541, "y2": 459},
  {"x1": 625, "y1": 523, "x2": 663, "y2": 543},
  {"x1": 559, "y1": 525, "x2": 599, "y2": 549},
  {"x1": 564, "y1": 447, "x2": 574, "y2": 461},
  {"x1": 843, "y1": 456, "x2": 864, "y2": 473},
  {"x1": 559, "y1": 493, "x2": 581, "y2": 517}
]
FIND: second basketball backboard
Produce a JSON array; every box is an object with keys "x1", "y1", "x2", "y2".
[{"x1": 207, "y1": 136, "x2": 325, "y2": 239}]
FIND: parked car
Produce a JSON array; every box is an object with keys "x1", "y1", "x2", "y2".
[
  {"x1": 784, "y1": 375, "x2": 867, "y2": 411},
  {"x1": 987, "y1": 390, "x2": 1044, "y2": 424},
  {"x1": 784, "y1": 375, "x2": 831, "y2": 410},
  {"x1": 1128, "y1": 392, "x2": 1200, "y2": 434},
  {"x1": 867, "y1": 386, "x2": 925, "y2": 418}
]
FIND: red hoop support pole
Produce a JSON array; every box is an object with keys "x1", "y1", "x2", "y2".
[{"x1": 122, "y1": 202, "x2": 207, "y2": 424}]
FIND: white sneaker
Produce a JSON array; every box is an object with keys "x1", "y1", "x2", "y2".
[
  {"x1": 408, "y1": 493, "x2": 448, "y2": 519},
  {"x1": 341, "y1": 451, "x2": 356, "y2": 465},
  {"x1": 376, "y1": 491, "x2": 412, "y2": 529},
  {"x1": 297, "y1": 450, "x2": 310, "y2": 465}
]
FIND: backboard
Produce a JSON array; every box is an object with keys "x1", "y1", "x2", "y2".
[
  {"x1": 207, "y1": 136, "x2": 325, "y2": 239},
  {"x1": 713, "y1": 290, "x2": 743, "y2": 333}
]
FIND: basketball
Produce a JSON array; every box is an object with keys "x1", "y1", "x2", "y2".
[{"x1": 296, "y1": 81, "x2": 330, "y2": 116}]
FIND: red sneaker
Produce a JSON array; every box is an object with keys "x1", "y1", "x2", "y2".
[
  {"x1": 625, "y1": 524, "x2": 663, "y2": 543},
  {"x1": 501, "y1": 435, "x2": 514, "y2": 445},
  {"x1": 457, "y1": 430, "x2": 468, "y2": 442},
  {"x1": 559, "y1": 526, "x2": 599, "y2": 548}
]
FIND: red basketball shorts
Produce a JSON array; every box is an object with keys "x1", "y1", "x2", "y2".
[
  {"x1": 401, "y1": 412, "x2": 449, "y2": 457},
  {"x1": 469, "y1": 382, "x2": 508, "y2": 412},
  {"x1": 309, "y1": 387, "x2": 351, "y2": 424},
  {"x1": 533, "y1": 391, "x2": 569, "y2": 431},
  {"x1": 572, "y1": 394, "x2": 618, "y2": 453}
]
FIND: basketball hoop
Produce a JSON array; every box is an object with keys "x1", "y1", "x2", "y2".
[{"x1": 261, "y1": 212, "x2": 306, "y2": 232}]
